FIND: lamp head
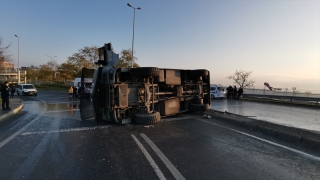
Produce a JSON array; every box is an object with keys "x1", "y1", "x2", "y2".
[{"x1": 127, "y1": 3, "x2": 132, "y2": 7}]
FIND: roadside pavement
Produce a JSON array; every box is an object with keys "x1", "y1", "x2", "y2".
[
  {"x1": 204, "y1": 109, "x2": 320, "y2": 151},
  {"x1": 0, "y1": 97, "x2": 24, "y2": 122}
]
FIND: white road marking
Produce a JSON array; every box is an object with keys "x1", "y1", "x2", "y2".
[
  {"x1": 131, "y1": 134, "x2": 166, "y2": 180},
  {"x1": 0, "y1": 99, "x2": 47, "y2": 149},
  {"x1": 193, "y1": 117, "x2": 320, "y2": 162},
  {"x1": 41, "y1": 97, "x2": 69, "y2": 100},
  {"x1": 45, "y1": 101, "x2": 80, "y2": 104},
  {"x1": 45, "y1": 109, "x2": 79, "y2": 113},
  {"x1": 21, "y1": 125, "x2": 112, "y2": 136},
  {"x1": 161, "y1": 117, "x2": 189, "y2": 122},
  {"x1": 140, "y1": 133, "x2": 186, "y2": 180}
]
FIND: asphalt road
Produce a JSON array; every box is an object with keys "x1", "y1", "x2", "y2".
[
  {"x1": 0, "y1": 91, "x2": 320, "y2": 180},
  {"x1": 211, "y1": 99, "x2": 320, "y2": 132}
]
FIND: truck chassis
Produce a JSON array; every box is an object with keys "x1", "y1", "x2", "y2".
[{"x1": 80, "y1": 43, "x2": 211, "y2": 124}]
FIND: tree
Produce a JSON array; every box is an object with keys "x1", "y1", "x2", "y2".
[
  {"x1": 38, "y1": 60, "x2": 59, "y2": 82},
  {"x1": 66, "y1": 46, "x2": 98, "y2": 77},
  {"x1": 227, "y1": 70, "x2": 255, "y2": 88},
  {"x1": 0, "y1": 36, "x2": 12, "y2": 65},
  {"x1": 38, "y1": 64, "x2": 52, "y2": 82},
  {"x1": 58, "y1": 62, "x2": 77, "y2": 82},
  {"x1": 116, "y1": 49, "x2": 139, "y2": 68},
  {"x1": 26, "y1": 66, "x2": 40, "y2": 83}
]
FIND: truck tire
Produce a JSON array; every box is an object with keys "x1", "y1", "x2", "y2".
[
  {"x1": 134, "y1": 111, "x2": 161, "y2": 124},
  {"x1": 187, "y1": 69, "x2": 209, "y2": 77},
  {"x1": 189, "y1": 103, "x2": 210, "y2": 111},
  {"x1": 131, "y1": 67, "x2": 159, "y2": 77}
]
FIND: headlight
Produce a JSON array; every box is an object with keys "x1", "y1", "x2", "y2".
[{"x1": 24, "y1": 90, "x2": 28, "y2": 92}]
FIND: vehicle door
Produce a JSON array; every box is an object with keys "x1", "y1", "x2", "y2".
[
  {"x1": 18, "y1": 85, "x2": 23, "y2": 94},
  {"x1": 79, "y1": 67, "x2": 96, "y2": 120},
  {"x1": 210, "y1": 86, "x2": 217, "y2": 98}
]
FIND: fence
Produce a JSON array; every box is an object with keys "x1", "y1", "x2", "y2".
[{"x1": 243, "y1": 88, "x2": 320, "y2": 105}]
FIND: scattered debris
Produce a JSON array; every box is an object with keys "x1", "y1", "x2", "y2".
[
  {"x1": 144, "y1": 125, "x2": 154, "y2": 128},
  {"x1": 202, "y1": 114, "x2": 211, "y2": 119}
]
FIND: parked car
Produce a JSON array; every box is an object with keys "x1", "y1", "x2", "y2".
[
  {"x1": 210, "y1": 85, "x2": 226, "y2": 99},
  {"x1": 16, "y1": 84, "x2": 37, "y2": 96}
]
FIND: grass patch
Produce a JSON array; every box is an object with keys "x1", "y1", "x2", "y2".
[{"x1": 34, "y1": 84, "x2": 69, "y2": 92}]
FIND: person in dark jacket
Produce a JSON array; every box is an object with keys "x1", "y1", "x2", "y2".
[
  {"x1": 72, "y1": 86, "x2": 77, "y2": 99},
  {"x1": 226, "y1": 85, "x2": 233, "y2": 99},
  {"x1": 1, "y1": 81, "x2": 11, "y2": 110},
  {"x1": 10, "y1": 85, "x2": 15, "y2": 98},
  {"x1": 237, "y1": 87, "x2": 244, "y2": 99},
  {"x1": 233, "y1": 86, "x2": 237, "y2": 99}
]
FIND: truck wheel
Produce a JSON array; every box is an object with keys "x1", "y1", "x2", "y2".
[
  {"x1": 134, "y1": 111, "x2": 161, "y2": 124},
  {"x1": 187, "y1": 69, "x2": 209, "y2": 77},
  {"x1": 189, "y1": 103, "x2": 210, "y2": 111},
  {"x1": 131, "y1": 67, "x2": 159, "y2": 77},
  {"x1": 22, "y1": 92, "x2": 25, "y2": 96}
]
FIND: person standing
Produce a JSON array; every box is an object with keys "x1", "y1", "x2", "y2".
[
  {"x1": 1, "y1": 81, "x2": 11, "y2": 110},
  {"x1": 233, "y1": 86, "x2": 237, "y2": 99},
  {"x1": 68, "y1": 86, "x2": 73, "y2": 100},
  {"x1": 10, "y1": 85, "x2": 15, "y2": 98},
  {"x1": 227, "y1": 85, "x2": 233, "y2": 99},
  {"x1": 237, "y1": 87, "x2": 244, "y2": 99},
  {"x1": 72, "y1": 86, "x2": 77, "y2": 99}
]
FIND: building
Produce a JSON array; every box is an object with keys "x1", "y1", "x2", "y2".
[{"x1": 0, "y1": 58, "x2": 26, "y2": 84}]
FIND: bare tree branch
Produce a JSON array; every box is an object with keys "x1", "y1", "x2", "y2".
[
  {"x1": 227, "y1": 70, "x2": 255, "y2": 88},
  {"x1": 0, "y1": 36, "x2": 12, "y2": 63}
]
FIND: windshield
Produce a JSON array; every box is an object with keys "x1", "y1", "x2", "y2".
[
  {"x1": 84, "y1": 83, "x2": 92, "y2": 88},
  {"x1": 210, "y1": 87, "x2": 216, "y2": 91},
  {"x1": 23, "y1": 85, "x2": 35, "y2": 89},
  {"x1": 217, "y1": 87, "x2": 223, "y2": 91}
]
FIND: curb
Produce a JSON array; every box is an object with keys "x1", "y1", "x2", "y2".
[
  {"x1": 205, "y1": 109, "x2": 320, "y2": 151},
  {"x1": 0, "y1": 103, "x2": 24, "y2": 123}
]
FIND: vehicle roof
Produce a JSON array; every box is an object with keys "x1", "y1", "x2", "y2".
[{"x1": 210, "y1": 85, "x2": 222, "y2": 87}]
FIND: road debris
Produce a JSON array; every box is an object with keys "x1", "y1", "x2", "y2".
[
  {"x1": 202, "y1": 114, "x2": 211, "y2": 118},
  {"x1": 144, "y1": 125, "x2": 154, "y2": 128}
]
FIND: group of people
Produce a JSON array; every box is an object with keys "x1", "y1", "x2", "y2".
[
  {"x1": 1, "y1": 81, "x2": 11, "y2": 110},
  {"x1": 226, "y1": 85, "x2": 243, "y2": 100}
]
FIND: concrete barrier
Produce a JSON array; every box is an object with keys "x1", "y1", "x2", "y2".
[{"x1": 204, "y1": 109, "x2": 320, "y2": 152}]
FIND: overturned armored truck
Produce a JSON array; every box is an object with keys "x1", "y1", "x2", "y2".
[{"x1": 80, "y1": 43, "x2": 211, "y2": 124}]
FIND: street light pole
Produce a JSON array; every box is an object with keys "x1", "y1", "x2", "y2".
[
  {"x1": 127, "y1": 3, "x2": 141, "y2": 68},
  {"x1": 15, "y1": 35, "x2": 20, "y2": 84},
  {"x1": 46, "y1": 55, "x2": 57, "y2": 61}
]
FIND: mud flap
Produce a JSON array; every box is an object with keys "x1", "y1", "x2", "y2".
[{"x1": 80, "y1": 67, "x2": 95, "y2": 120}]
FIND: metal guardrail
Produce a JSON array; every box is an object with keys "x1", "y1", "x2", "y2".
[
  {"x1": 241, "y1": 88, "x2": 320, "y2": 105},
  {"x1": 244, "y1": 88, "x2": 320, "y2": 97},
  {"x1": 242, "y1": 94, "x2": 320, "y2": 105}
]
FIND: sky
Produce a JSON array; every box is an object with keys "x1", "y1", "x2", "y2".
[{"x1": 0, "y1": 0, "x2": 319, "y2": 92}]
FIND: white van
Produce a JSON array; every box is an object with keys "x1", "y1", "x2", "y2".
[
  {"x1": 16, "y1": 84, "x2": 37, "y2": 96},
  {"x1": 210, "y1": 85, "x2": 226, "y2": 99},
  {"x1": 74, "y1": 78, "x2": 93, "y2": 94}
]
